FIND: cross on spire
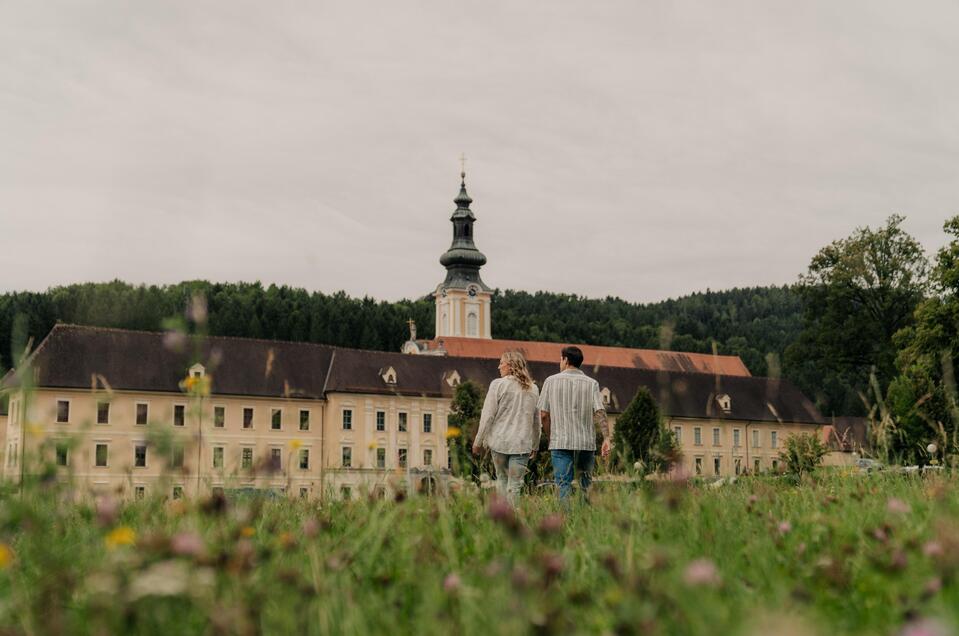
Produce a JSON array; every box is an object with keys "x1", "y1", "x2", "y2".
[{"x1": 459, "y1": 153, "x2": 466, "y2": 179}]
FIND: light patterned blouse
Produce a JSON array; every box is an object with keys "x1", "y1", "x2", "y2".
[{"x1": 474, "y1": 376, "x2": 542, "y2": 455}]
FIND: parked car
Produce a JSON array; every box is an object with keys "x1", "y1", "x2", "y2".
[{"x1": 855, "y1": 458, "x2": 884, "y2": 473}]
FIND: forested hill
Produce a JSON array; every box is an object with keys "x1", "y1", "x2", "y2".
[{"x1": 0, "y1": 281, "x2": 801, "y2": 378}]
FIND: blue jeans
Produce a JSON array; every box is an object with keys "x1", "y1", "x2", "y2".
[
  {"x1": 491, "y1": 451, "x2": 529, "y2": 506},
  {"x1": 551, "y1": 450, "x2": 595, "y2": 501}
]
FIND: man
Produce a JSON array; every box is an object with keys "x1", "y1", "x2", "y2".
[{"x1": 537, "y1": 346, "x2": 611, "y2": 502}]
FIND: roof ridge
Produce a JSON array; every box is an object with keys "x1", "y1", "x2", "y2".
[
  {"x1": 431, "y1": 336, "x2": 745, "y2": 361},
  {"x1": 52, "y1": 323, "x2": 341, "y2": 351}
]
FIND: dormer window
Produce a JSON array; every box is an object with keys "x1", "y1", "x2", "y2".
[
  {"x1": 716, "y1": 394, "x2": 732, "y2": 414},
  {"x1": 189, "y1": 363, "x2": 206, "y2": 379},
  {"x1": 381, "y1": 366, "x2": 397, "y2": 385},
  {"x1": 446, "y1": 370, "x2": 461, "y2": 387},
  {"x1": 600, "y1": 387, "x2": 612, "y2": 407}
]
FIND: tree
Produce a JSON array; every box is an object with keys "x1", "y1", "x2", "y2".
[
  {"x1": 785, "y1": 215, "x2": 929, "y2": 417},
  {"x1": 893, "y1": 215, "x2": 959, "y2": 463},
  {"x1": 446, "y1": 381, "x2": 485, "y2": 480},
  {"x1": 612, "y1": 388, "x2": 680, "y2": 474},
  {"x1": 778, "y1": 432, "x2": 827, "y2": 477}
]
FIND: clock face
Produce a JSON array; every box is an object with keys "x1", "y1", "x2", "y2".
[
  {"x1": 468, "y1": 285, "x2": 478, "y2": 297},
  {"x1": 440, "y1": 288, "x2": 448, "y2": 297}
]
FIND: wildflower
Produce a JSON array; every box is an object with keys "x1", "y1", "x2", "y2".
[
  {"x1": 105, "y1": 526, "x2": 136, "y2": 549},
  {"x1": 923, "y1": 541, "x2": 944, "y2": 558},
  {"x1": 445, "y1": 427, "x2": 461, "y2": 439},
  {"x1": 778, "y1": 521, "x2": 792, "y2": 535},
  {"x1": 538, "y1": 513, "x2": 565, "y2": 536},
  {"x1": 240, "y1": 526, "x2": 256, "y2": 538},
  {"x1": 278, "y1": 531, "x2": 296, "y2": 550},
  {"x1": 887, "y1": 498, "x2": 911, "y2": 515},
  {"x1": 443, "y1": 572, "x2": 462, "y2": 593},
  {"x1": 0, "y1": 543, "x2": 13, "y2": 569},
  {"x1": 290, "y1": 439, "x2": 303, "y2": 450},
  {"x1": 540, "y1": 552, "x2": 565, "y2": 583},
  {"x1": 487, "y1": 496, "x2": 518, "y2": 533},
  {"x1": 188, "y1": 293, "x2": 208, "y2": 325},
  {"x1": 367, "y1": 440, "x2": 377, "y2": 450},
  {"x1": 302, "y1": 518, "x2": 320, "y2": 538},
  {"x1": 95, "y1": 495, "x2": 119, "y2": 527},
  {"x1": 899, "y1": 618, "x2": 951, "y2": 636},
  {"x1": 511, "y1": 565, "x2": 531, "y2": 589},
  {"x1": 170, "y1": 531, "x2": 205, "y2": 558},
  {"x1": 163, "y1": 330, "x2": 187, "y2": 352},
  {"x1": 683, "y1": 558, "x2": 721, "y2": 587}
]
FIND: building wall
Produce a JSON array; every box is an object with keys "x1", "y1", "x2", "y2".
[
  {"x1": 6, "y1": 387, "x2": 330, "y2": 499},
  {"x1": 435, "y1": 288, "x2": 492, "y2": 339},
  {"x1": 324, "y1": 392, "x2": 450, "y2": 498}
]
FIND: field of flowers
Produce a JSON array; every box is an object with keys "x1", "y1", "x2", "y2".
[{"x1": 1, "y1": 473, "x2": 957, "y2": 635}]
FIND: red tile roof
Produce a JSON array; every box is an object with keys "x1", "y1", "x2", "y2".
[{"x1": 420, "y1": 337, "x2": 751, "y2": 376}]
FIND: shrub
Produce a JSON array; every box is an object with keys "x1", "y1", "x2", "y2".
[{"x1": 779, "y1": 432, "x2": 827, "y2": 477}]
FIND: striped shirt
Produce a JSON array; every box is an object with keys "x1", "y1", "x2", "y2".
[
  {"x1": 537, "y1": 368, "x2": 605, "y2": 451},
  {"x1": 474, "y1": 376, "x2": 541, "y2": 455}
]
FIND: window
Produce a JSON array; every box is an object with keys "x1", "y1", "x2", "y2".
[
  {"x1": 341, "y1": 447, "x2": 352, "y2": 468},
  {"x1": 735, "y1": 458, "x2": 742, "y2": 475},
  {"x1": 55, "y1": 443, "x2": 68, "y2": 466},
  {"x1": 171, "y1": 445, "x2": 184, "y2": 468},
  {"x1": 376, "y1": 411, "x2": 385, "y2": 431},
  {"x1": 299, "y1": 448, "x2": 309, "y2": 470},
  {"x1": 214, "y1": 406, "x2": 225, "y2": 428},
  {"x1": 299, "y1": 410, "x2": 310, "y2": 431},
  {"x1": 712, "y1": 428, "x2": 721, "y2": 446},
  {"x1": 56, "y1": 400, "x2": 70, "y2": 423},
  {"x1": 172, "y1": 486, "x2": 183, "y2": 499},
  {"x1": 340, "y1": 486, "x2": 351, "y2": 500},
  {"x1": 398, "y1": 413, "x2": 407, "y2": 432},
  {"x1": 136, "y1": 403, "x2": 149, "y2": 426},
  {"x1": 134, "y1": 445, "x2": 147, "y2": 467},
  {"x1": 299, "y1": 487, "x2": 309, "y2": 499},
  {"x1": 95, "y1": 443, "x2": 108, "y2": 467},
  {"x1": 772, "y1": 459, "x2": 779, "y2": 472},
  {"x1": 398, "y1": 448, "x2": 408, "y2": 468},
  {"x1": 752, "y1": 429, "x2": 760, "y2": 448},
  {"x1": 342, "y1": 410, "x2": 353, "y2": 430},
  {"x1": 694, "y1": 427, "x2": 702, "y2": 446},
  {"x1": 423, "y1": 413, "x2": 432, "y2": 433},
  {"x1": 467, "y1": 312, "x2": 478, "y2": 336},
  {"x1": 423, "y1": 448, "x2": 433, "y2": 466},
  {"x1": 213, "y1": 446, "x2": 224, "y2": 469},
  {"x1": 173, "y1": 404, "x2": 185, "y2": 427},
  {"x1": 376, "y1": 448, "x2": 386, "y2": 469},
  {"x1": 754, "y1": 458, "x2": 761, "y2": 474},
  {"x1": 694, "y1": 457, "x2": 702, "y2": 475},
  {"x1": 733, "y1": 429, "x2": 741, "y2": 448},
  {"x1": 134, "y1": 486, "x2": 145, "y2": 499},
  {"x1": 243, "y1": 408, "x2": 254, "y2": 429},
  {"x1": 97, "y1": 401, "x2": 110, "y2": 424},
  {"x1": 673, "y1": 426, "x2": 682, "y2": 444},
  {"x1": 241, "y1": 447, "x2": 253, "y2": 469},
  {"x1": 713, "y1": 457, "x2": 721, "y2": 476},
  {"x1": 771, "y1": 431, "x2": 779, "y2": 448},
  {"x1": 271, "y1": 409, "x2": 282, "y2": 430},
  {"x1": 270, "y1": 448, "x2": 282, "y2": 470}
]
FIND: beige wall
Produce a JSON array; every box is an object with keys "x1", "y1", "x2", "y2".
[{"x1": 324, "y1": 392, "x2": 450, "y2": 498}]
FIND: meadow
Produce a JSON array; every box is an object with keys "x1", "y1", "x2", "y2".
[{"x1": 1, "y1": 472, "x2": 957, "y2": 635}]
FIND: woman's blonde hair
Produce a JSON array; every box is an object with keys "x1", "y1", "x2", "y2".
[{"x1": 501, "y1": 351, "x2": 535, "y2": 390}]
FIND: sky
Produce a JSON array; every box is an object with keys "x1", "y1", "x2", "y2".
[{"x1": 1, "y1": 1, "x2": 956, "y2": 303}]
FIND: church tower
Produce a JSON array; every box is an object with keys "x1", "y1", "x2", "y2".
[{"x1": 434, "y1": 171, "x2": 492, "y2": 339}]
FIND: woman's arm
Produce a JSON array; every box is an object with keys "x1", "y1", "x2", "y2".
[{"x1": 472, "y1": 379, "x2": 501, "y2": 453}]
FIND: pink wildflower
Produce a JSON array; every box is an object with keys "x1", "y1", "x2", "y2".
[{"x1": 683, "y1": 559, "x2": 721, "y2": 587}]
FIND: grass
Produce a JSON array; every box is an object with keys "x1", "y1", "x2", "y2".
[{"x1": 2, "y1": 472, "x2": 958, "y2": 635}]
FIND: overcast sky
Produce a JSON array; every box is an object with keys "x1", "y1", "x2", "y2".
[{"x1": 1, "y1": 1, "x2": 956, "y2": 303}]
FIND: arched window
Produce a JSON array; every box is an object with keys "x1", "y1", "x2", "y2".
[
  {"x1": 440, "y1": 312, "x2": 448, "y2": 336},
  {"x1": 467, "y1": 312, "x2": 478, "y2": 336}
]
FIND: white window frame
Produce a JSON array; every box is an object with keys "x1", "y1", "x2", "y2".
[
  {"x1": 213, "y1": 446, "x2": 225, "y2": 469},
  {"x1": 673, "y1": 425, "x2": 682, "y2": 444},
  {"x1": 55, "y1": 397, "x2": 71, "y2": 424},
  {"x1": 271, "y1": 407, "x2": 283, "y2": 431},
  {"x1": 242, "y1": 406, "x2": 255, "y2": 430},
  {"x1": 173, "y1": 402, "x2": 187, "y2": 427},
  {"x1": 398, "y1": 412, "x2": 408, "y2": 433},
  {"x1": 135, "y1": 401, "x2": 150, "y2": 426},
  {"x1": 213, "y1": 404, "x2": 226, "y2": 429},
  {"x1": 341, "y1": 446, "x2": 352, "y2": 468},
  {"x1": 375, "y1": 410, "x2": 386, "y2": 432},
  {"x1": 376, "y1": 447, "x2": 386, "y2": 469},
  {"x1": 694, "y1": 427, "x2": 702, "y2": 446},
  {"x1": 712, "y1": 427, "x2": 721, "y2": 447},
  {"x1": 713, "y1": 456, "x2": 721, "y2": 476},
  {"x1": 299, "y1": 409, "x2": 310, "y2": 431},
  {"x1": 423, "y1": 413, "x2": 433, "y2": 433},
  {"x1": 269, "y1": 446, "x2": 283, "y2": 470},
  {"x1": 752, "y1": 429, "x2": 760, "y2": 448},
  {"x1": 299, "y1": 448, "x2": 310, "y2": 470},
  {"x1": 94, "y1": 442, "x2": 109, "y2": 468},
  {"x1": 134, "y1": 442, "x2": 148, "y2": 468},
  {"x1": 55, "y1": 440, "x2": 69, "y2": 467},
  {"x1": 241, "y1": 446, "x2": 254, "y2": 469},
  {"x1": 771, "y1": 430, "x2": 779, "y2": 449},
  {"x1": 96, "y1": 400, "x2": 111, "y2": 425},
  {"x1": 694, "y1": 456, "x2": 703, "y2": 475},
  {"x1": 733, "y1": 429, "x2": 741, "y2": 448},
  {"x1": 342, "y1": 409, "x2": 353, "y2": 431}
]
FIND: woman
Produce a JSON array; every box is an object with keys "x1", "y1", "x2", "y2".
[{"x1": 472, "y1": 351, "x2": 541, "y2": 505}]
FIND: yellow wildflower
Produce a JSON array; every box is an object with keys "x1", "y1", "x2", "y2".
[
  {"x1": 240, "y1": 526, "x2": 256, "y2": 538},
  {"x1": 290, "y1": 439, "x2": 303, "y2": 450},
  {"x1": 445, "y1": 427, "x2": 462, "y2": 439},
  {"x1": 367, "y1": 441, "x2": 377, "y2": 450},
  {"x1": 0, "y1": 543, "x2": 13, "y2": 569},
  {"x1": 105, "y1": 526, "x2": 136, "y2": 549}
]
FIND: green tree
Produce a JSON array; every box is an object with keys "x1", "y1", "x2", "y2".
[
  {"x1": 778, "y1": 432, "x2": 827, "y2": 477},
  {"x1": 611, "y1": 388, "x2": 680, "y2": 473},
  {"x1": 446, "y1": 380, "x2": 484, "y2": 480},
  {"x1": 785, "y1": 215, "x2": 929, "y2": 417},
  {"x1": 893, "y1": 215, "x2": 959, "y2": 463}
]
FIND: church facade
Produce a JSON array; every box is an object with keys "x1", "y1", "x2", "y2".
[{"x1": 0, "y1": 174, "x2": 823, "y2": 499}]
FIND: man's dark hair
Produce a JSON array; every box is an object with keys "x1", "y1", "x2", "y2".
[{"x1": 561, "y1": 346, "x2": 584, "y2": 368}]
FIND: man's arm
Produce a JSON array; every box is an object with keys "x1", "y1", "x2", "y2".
[
  {"x1": 594, "y1": 409, "x2": 611, "y2": 458},
  {"x1": 540, "y1": 410, "x2": 551, "y2": 441}
]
